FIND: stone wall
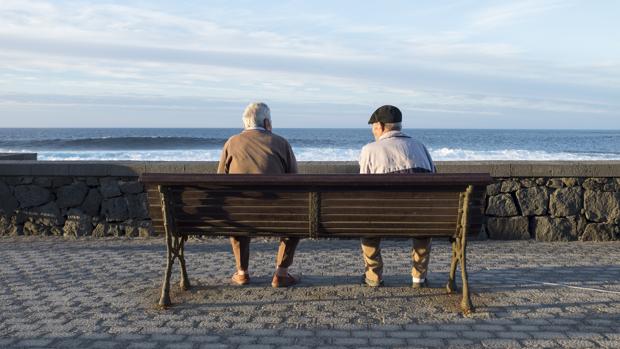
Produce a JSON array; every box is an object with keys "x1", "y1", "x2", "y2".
[
  {"x1": 0, "y1": 176, "x2": 153, "y2": 238},
  {"x1": 1, "y1": 161, "x2": 620, "y2": 241},
  {"x1": 485, "y1": 178, "x2": 619, "y2": 242}
]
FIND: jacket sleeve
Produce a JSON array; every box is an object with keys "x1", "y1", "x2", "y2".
[
  {"x1": 423, "y1": 145, "x2": 436, "y2": 173},
  {"x1": 286, "y1": 142, "x2": 298, "y2": 174},
  {"x1": 359, "y1": 145, "x2": 372, "y2": 174},
  {"x1": 217, "y1": 140, "x2": 230, "y2": 174}
]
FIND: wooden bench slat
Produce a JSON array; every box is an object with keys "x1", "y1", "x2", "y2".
[
  {"x1": 175, "y1": 206, "x2": 309, "y2": 214},
  {"x1": 320, "y1": 207, "x2": 459, "y2": 215},
  {"x1": 141, "y1": 173, "x2": 494, "y2": 187},
  {"x1": 174, "y1": 227, "x2": 309, "y2": 234},
  {"x1": 172, "y1": 199, "x2": 309, "y2": 206},
  {"x1": 174, "y1": 213, "x2": 309, "y2": 221}
]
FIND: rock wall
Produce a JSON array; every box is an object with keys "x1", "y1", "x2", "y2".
[
  {"x1": 1, "y1": 161, "x2": 619, "y2": 241},
  {"x1": 485, "y1": 178, "x2": 619, "y2": 242},
  {"x1": 0, "y1": 176, "x2": 153, "y2": 238}
]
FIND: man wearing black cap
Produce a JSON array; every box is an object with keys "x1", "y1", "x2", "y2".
[{"x1": 359, "y1": 105, "x2": 436, "y2": 288}]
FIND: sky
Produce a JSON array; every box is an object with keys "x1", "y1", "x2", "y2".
[{"x1": 0, "y1": 0, "x2": 619, "y2": 129}]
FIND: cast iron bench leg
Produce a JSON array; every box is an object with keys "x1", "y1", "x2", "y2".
[
  {"x1": 179, "y1": 236, "x2": 191, "y2": 291},
  {"x1": 446, "y1": 239, "x2": 459, "y2": 294},
  {"x1": 460, "y1": 233, "x2": 474, "y2": 315},
  {"x1": 159, "y1": 231, "x2": 174, "y2": 307}
]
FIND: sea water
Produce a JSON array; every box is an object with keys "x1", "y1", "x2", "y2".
[{"x1": 0, "y1": 128, "x2": 619, "y2": 161}]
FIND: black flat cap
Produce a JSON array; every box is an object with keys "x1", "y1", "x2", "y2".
[{"x1": 368, "y1": 105, "x2": 402, "y2": 124}]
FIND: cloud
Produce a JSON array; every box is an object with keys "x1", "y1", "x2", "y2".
[
  {"x1": 471, "y1": 0, "x2": 574, "y2": 29},
  {"x1": 0, "y1": 0, "x2": 618, "y2": 129}
]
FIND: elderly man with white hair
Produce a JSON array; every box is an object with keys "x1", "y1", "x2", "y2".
[
  {"x1": 359, "y1": 105, "x2": 436, "y2": 288},
  {"x1": 217, "y1": 102, "x2": 300, "y2": 288}
]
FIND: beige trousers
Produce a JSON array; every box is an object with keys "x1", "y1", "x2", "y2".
[
  {"x1": 230, "y1": 236, "x2": 300, "y2": 271},
  {"x1": 361, "y1": 237, "x2": 432, "y2": 282}
]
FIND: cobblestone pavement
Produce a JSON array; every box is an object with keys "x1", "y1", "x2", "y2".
[{"x1": 1, "y1": 237, "x2": 619, "y2": 349}]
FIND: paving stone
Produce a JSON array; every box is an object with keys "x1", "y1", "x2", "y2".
[
  {"x1": 333, "y1": 337, "x2": 368, "y2": 346},
  {"x1": 15, "y1": 339, "x2": 54, "y2": 347},
  {"x1": 0, "y1": 238, "x2": 619, "y2": 349}
]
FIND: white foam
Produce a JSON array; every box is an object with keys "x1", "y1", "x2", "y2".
[{"x1": 27, "y1": 147, "x2": 620, "y2": 161}]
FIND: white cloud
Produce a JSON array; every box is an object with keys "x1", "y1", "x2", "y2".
[{"x1": 471, "y1": 0, "x2": 574, "y2": 29}]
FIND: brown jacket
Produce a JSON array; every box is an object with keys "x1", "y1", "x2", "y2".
[{"x1": 217, "y1": 129, "x2": 298, "y2": 174}]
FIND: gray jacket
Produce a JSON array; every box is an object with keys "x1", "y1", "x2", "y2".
[{"x1": 359, "y1": 131, "x2": 436, "y2": 174}]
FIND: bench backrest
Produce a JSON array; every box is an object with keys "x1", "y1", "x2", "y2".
[{"x1": 141, "y1": 174, "x2": 492, "y2": 239}]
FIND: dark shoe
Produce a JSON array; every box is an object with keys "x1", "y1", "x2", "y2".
[
  {"x1": 412, "y1": 279, "x2": 428, "y2": 289},
  {"x1": 231, "y1": 272, "x2": 250, "y2": 286},
  {"x1": 272, "y1": 273, "x2": 300, "y2": 288},
  {"x1": 361, "y1": 275, "x2": 384, "y2": 287}
]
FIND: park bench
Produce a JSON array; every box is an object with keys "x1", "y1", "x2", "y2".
[{"x1": 140, "y1": 173, "x2": 492, "y2": 315}]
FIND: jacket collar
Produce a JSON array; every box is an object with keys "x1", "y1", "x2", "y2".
[{"x1": 378, "y1": 130, "x2": 410, "y2": 141}]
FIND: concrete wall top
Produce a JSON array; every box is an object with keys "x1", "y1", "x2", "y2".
[{"x1": 1, "y1": 160, "x2": 620, "y2": 177}]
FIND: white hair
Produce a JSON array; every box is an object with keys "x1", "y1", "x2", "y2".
[
  {"x1": 384, "y1": 122, "x2": 402, "y2": 131},
  {"x1": 242, "y1": 102, "x2": 271, "y2": 129}
]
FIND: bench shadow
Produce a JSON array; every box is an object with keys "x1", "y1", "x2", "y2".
[{"x1": 144, "y1": 263, "x2": 620, "y2": 318}]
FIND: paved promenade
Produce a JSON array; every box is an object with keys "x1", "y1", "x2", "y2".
[{"x1": 1, "y1": 238, "x2": 619, "y2": 349}]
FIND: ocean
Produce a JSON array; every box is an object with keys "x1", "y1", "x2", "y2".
[{"x1": 0, "y1": 128, "x2": 619, "y2": 161}]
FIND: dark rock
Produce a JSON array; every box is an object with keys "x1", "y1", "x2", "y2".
[
  {"x1": 582, "y1": 178, "x2": 607, "y2": 191},
  {"x1": 0, "y1": 180, "x2": 19, "y2": 214},
  {"x1": 561, "y1": 178, "x2": 579, "y2": 187},
  {"x1": 550, "y1": 187, "x2": 583, "y2": 217},
  {"x1": 546, "y1": 179, "x2": 563, "y2": 189},
  {"x1": 0, "y1": 215, "x2": 12, "y2": 236},
  {"x1": 108, "y1": 224, "x2": 124, "y2": 237},
  {"x1": 21, "y1": 177, "x2": 34, "y2": 185},
  {"x1": 486, "y1": 183, "x2": 501, "y2": 197},
  {"x1": 138, "y1": 221, "x2": 155, "y2": 237},
  {"x1": 581, "y1": 223, "x2": 619, "y2": 241},
  {"x1": 27, "y1": 201, "x2": 64, "y2": 226},
  {"x1": 92, "y1": 221, "x2": 123, "y2": 237},
  {"x1": 486, "y1": 194, "x2": 519, "y2": 217},
  {"x1": 63, "y1": 210, "x2": 93, "y2": 238},
  {"x1": 13, "y1": 185, "x2": 51, "y2": 208},
  {"x1": 500, "y1": 180, "x2": 520, "y2": 193},
  {"x1": 533, "y1": 217, "x2": 578, "y2": 241},
  {"x1": 56, "y1": 182, "x2": 89, "y2": 208},
  {"x1": 119, "y1": 181, "x2": 144, "y2": 194},
  {"x1": 99, "y1": 178, "x2": 122, "y2": 198},
  {"x1": 486, "y1": 217, "x2": 530, "y2": 240},
  {"x1": 584, "y1": 191, "x2": 620, "y2": 223},
  {"x1": 52, "y1": 177, "x2": 73, "y2": 188},
  {"x1": 33, "y1": 177, "x2": 53, "y2": 188},
  {"x1": 23, "y1": 221, "x2": 41, "y2": 236},
  {"x1": 80, "y1": 189, "x2": 103, "y2": 216},
  {"x1": 86, "y1": 177, "x2": 99, "y2": 187},
  {"x1": 516, "y1": 187, "x2": 549, "y2": 216},
  {"x1": 23, "y1": 221, "x2": 59, "y2": 236},
  {"x1": 92, "y1": 222, "x2": 108, "y2": 237},
  {"x1": 127, "y1": 193, "x2": 149, "y2": 219},
  {"x1": 520, "y1": 179, "x2": 537, "y2": 188},
  {"x1": 535, "y1": 178, "x2": 546, "y2": 186},
  {"x1": 101, "y1": 197, "x2": 129, "y2": 222},
  {"x1": 3, "y1": 177, "x2": 21, "y2": 186},
  {"x1": 10, "y1": 224, "x2": 24, "y2": 236},
  {"x1": 124, "y1": 221, "x2": 139, "y2": 237}
]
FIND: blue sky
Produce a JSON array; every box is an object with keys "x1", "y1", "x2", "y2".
[{"x1": 0, "y1": 0, "x2": 618, "y2": 128}]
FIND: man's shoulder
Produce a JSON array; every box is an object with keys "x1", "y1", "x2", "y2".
[{"x1": 269, "y1": 132, "x2": 293, "y2": 147}]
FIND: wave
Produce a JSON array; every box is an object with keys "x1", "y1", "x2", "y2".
[{"x1": 22, "y1": 147, "x2": 620, "y2": 161}]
